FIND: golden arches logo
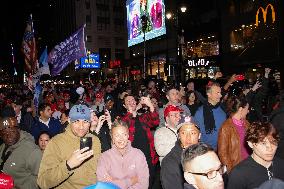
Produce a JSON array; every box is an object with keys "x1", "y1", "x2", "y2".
[{"x1": 255, "y1": 4, "x2": 276, "y2": 26}]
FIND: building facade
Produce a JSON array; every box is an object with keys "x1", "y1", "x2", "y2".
[
  {"x1": 75, "y1": 0, "x2": 129, "y2": 80},
  {"x1": 128, "y1": 0, "x2": 284, "y2": 87},
  {"x1": 219, "y1": 0, "x2": 282, "y2": 85}
]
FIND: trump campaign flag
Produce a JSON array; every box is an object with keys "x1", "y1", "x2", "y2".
[
  {"x1": 49, "y1": 26, "x2": 86, "y2": 76},
  {"x1": 22, "y1": 14, "x2": 37, "y2": 74}
]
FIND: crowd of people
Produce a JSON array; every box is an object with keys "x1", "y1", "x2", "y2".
[{"x1": 0, "y1": 68, "x2": 283, "y2": 189}]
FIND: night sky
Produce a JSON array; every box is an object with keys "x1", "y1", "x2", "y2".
[
  {"x1": 0, "y1": 0, "x2": 54, "y2": 75},
  {"x1": 0, "y1": 0, "x2": 216, "y2": 76}
]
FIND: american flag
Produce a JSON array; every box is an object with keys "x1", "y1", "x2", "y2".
[{"x1": 22, "y1": 14, "x2": 37, "y2": 74}]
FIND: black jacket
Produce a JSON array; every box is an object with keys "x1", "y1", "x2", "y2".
[
  {"x1": 160, "y1": 140, "x2": 184, "y2": 189},
  {"x1": 184, "y1": 183, "x2": 196, "y2": 189},
  {"x1": 246, "y1": 77, "x2": 269, "y2": 122},
  {"x1": 227, "y1": 156, "x2": 284, "y2": 189},
  {"x1": 270, "y1": 106, "x2": 284, "y2": 159}
]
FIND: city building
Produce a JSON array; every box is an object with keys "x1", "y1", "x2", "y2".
[
  {"x1": 75, "y1": 0, "x2": 129, "y2": 80},
  {"x1": 219, "y1": 0, "x2": 283, "y2": 85},
  {"x1": 127, "y1": 0, "x2": 284, "y2": 87}
]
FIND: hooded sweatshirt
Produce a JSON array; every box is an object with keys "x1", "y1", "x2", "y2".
[{"x1": 0, "y1": 131, "x2": 42, "y2": 189}]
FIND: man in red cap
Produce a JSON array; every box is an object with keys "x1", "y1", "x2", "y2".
[
  {"x1": 154, "y1": 105, "x2": 183, "y2": 164},
  {"x1": 91, "y1": 92, "x2": 105, "y2": 115},
  {"x1": 52, "y1": 99, "x2": 66, "y2": 120}
]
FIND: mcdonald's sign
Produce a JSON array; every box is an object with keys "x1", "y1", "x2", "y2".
[{"x1": 255, "y1": 4, "x2": 276, "y2": 26}]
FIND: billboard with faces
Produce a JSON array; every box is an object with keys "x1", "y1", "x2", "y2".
[{"x1": 126, "y1": 0, "x2": 166, "y2": 47}]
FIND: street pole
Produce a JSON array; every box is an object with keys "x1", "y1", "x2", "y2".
[
  {"x1": 141, "y1": 14, "x2": 148, "y2": 79},
  {"x1": 143, "y1": 32, "x2": 146, "y2": 78},
  {"x1": 157, "y1": 57, "x2": 160, "y2": 79},
  {"x1": 176, "y1": 10, "x2": 180, "y2": 86}
]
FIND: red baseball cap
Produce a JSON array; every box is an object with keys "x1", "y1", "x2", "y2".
[
  {"x1": 164, "y1": 105, "x2": 183, "y2": 118},
  {"x1": 63, "y1": 92, "x2": 70, "y2": 98},
  {"x1": 57, "y1": 99, "x2": 65, "y2": 105},
  {"x1": 0, "y1": 172, "x2": 14, "y2": 189},
  {"x1": 95, "y1": 92, "x2": 103, "y2": 99}
]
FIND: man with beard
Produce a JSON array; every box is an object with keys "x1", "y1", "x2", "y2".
[
  {"x1": 0, "y1": 117, "x2": 42, "y2": 189},
  {"x1": 37, "y1": 104, "x2": 101, "y2": 188},
  {"x1": 159, "y1": 86, "x2": 191, "y2": 128}
]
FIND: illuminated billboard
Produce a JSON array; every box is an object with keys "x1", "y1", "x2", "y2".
[
  {"x1": 80, "y1": 54, "x2": 100, "y2": 69},
  {"x1": 126, "y1": 0, "x2": 166, "y2": 47}
]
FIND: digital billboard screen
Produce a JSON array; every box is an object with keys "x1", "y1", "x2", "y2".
[{"x1": 126, "y1": 0, "x2": 166, "y2": 47}]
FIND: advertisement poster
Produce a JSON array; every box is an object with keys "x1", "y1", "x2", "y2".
[{"x1": 126, "y1": 0, "x2": 166, "y2": 47}]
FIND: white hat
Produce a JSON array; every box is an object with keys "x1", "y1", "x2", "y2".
[{"x1": 76, "y1": 87, "x2": 85, "y2": 95}]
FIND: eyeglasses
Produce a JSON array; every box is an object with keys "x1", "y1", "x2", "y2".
[{"x1": 187, "y1": 164, "x2": 227, "y2": 180}]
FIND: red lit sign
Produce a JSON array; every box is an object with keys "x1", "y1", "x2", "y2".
[
  {"x1": 109, "y1": 60, "x2": 121, "y2": 68},
  {"x1": 130, "y1": 70, "x2": 141, "y2": 75}
]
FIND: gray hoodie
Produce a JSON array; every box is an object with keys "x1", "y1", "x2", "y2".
[{"x1": 0, "y1": 131, "x2": 42, "y2": 189}]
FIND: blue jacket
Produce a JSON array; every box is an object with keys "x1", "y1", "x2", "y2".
[
  {"x1": 31, "y1": 117, "x2": 63, "y2": 140},
  {"x1": 194, "y1": 105, "x2": 226, "y2": 150}
]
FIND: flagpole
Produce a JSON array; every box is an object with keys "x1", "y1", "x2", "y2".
[
  {"x1": 30, "y1": 13, "x2": 38, "y2": 75},
  {"x1": 30, "y1": 14, "x2": 34, "y2": 33},
  {"x1": 30, "y1": 14, "x2": 33, "y2": 76},
  {"x1": 10, "y1": 43, "x2": 17, "y2": 84}
]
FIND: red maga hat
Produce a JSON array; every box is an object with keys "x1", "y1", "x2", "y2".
[
  {"x1": 0, "y1": 172, "x2": 14, "y2": 189},
  {"x1": 95, "y1": 92, "x2": 103, "y2": 99},
  {"x1": 164, "y1": 105, "x2": 183, "y2": 118}
]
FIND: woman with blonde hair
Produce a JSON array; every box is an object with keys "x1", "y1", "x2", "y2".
[{"x1": 96, "y1": 120, "x2": 149, "y2": 189}]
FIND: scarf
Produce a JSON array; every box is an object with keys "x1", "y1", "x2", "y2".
[{"x1": 203, "y1": 102, "x2": 220, "y2": 134}]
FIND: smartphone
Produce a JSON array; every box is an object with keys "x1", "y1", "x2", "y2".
[
  {"x1": 80, "y1": 137, "x2": 92, "y2": 150},
  {"x1": 236, "y1": 74, "x2": 245, "y2": 81}
]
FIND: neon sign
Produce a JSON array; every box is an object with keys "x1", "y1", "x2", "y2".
[{"x1": 255, "y1": 4, "x2": 276, "y2": 27}]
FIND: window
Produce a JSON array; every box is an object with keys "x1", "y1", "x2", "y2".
[
  {"x1": 86, "y1": 15, "x2": 91, "y2": 24},
  {"x1": 115, "y1": 49, "x2": 125, "y2": 60},
  {"x1": 240, "y1": 1, "x2": 254, "y2": 14},
  {"x1": 98, "y1": 36, "x2": 111, "y2": 47},
  {"x1": 86, "y1": 35, "x2": 92, "y2": 42},
  {"x1": 114, "y1": 37, "x2": 124, "y2": 46},
  {"x1": 96, "y1": 3, "x2": 110, "y2": 31},
  {"x1": 186, "y1": 37, "x2": 219, "y2": 58},
  {"x1": 228, "y1": 0, "x2": 236, "y2": 16},
  {"x1": 85, "y1": 0, "x2": 90, "y2": 9}
]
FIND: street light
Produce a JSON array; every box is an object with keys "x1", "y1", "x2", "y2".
[
  {"x1": 166, "y1": 13, "x2": 172, "y2": 19},
  {"x1": 89, "y1": 70, "x2": 95, "y2": 81},
  {"x1": 141, "y1": 14, "x2": 148, "y2": 79},
  {"x1": 180, "y1": 6, "x2": 187, "y2": 13}
]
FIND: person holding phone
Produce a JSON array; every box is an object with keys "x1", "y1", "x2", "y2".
[
  {"x1": 89, "y1": 109, "x2": 112, "y2": 152},
  {"x1": 37, "y1": 104, "x2": 101, "y2": 189},
  {"x1": 122, "y1": 95, "x2": 159, "y2": 188}
]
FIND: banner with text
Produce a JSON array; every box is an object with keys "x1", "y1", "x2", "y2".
[{"x1": 49, "y1": 26, "x2": 86, "y2": 76}]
